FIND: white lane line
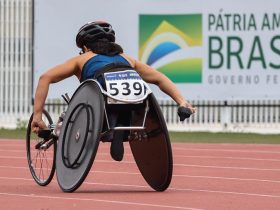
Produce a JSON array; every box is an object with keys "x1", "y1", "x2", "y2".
[
  {"x1": 0, "y1": 177, "x2": 280, "y2": 198},
  {"x1": 0, "y1": 192, "x2": 202, "y2": 210},
  {"x1": 0, "y1": 144, "x2": 23, "y2": 147},
  {"x1": 94, "y1": 161, "x2": 280, "y2": 172},
  {"x1": 0, "y1": 149, "x2": 26, "y2": 153},
  {"x1": 0, "y1": 165, "x2": 140, "y2": 176},
  {"x1": 0, "y1": 166, "x2": 28, "y2": 170},
  {"x1": 95, "y1": 160, "x2": 280, "y2": 172},
  {"x1": 174, "y1": 175, "x2": 280, "y2": 184},
  {"x1": 8, "y1": 143, "x2": 280, "y2": 154},
  {"x1": 0, "y1": 156, "x2": 53, "y2": 160},
  {"x1": 173, "y1": 147, "x2": 280, "y2": 154},
  {"x1": 3, "y1": 150, "x2": 280, "y2": 162},
  {"x1": 175, "y1": 164, "x2": 280, "y2": 171},
  {"x1": 2, "y1": 166, "x2": 280, "y2": 184},
  {"x1": 0, "y1": 176, "x2": 33, "y2": 181},
  {"x1": 34, "y1": 159, "x2": 280, "y2": 171},
  {"x1": 175, "y1": 155, "x2": 280, "y2": 162},
  {"x1": 1, "y1": 158, "x2": 280, "y2": 172},
  {"x1": 173, "y1": 188, "x2": 280, "y2": 199},
  {"x1": 0, "y1": 156, "x2": 52, "y2": 160},
  {"x1": 2, "y1": 141, "x2": 280, "y2": 153},
  {"x1": 173, "y1": 144, "x2": 280, "y2": 151},
  {"x1": 4, "y1": 154, "x2": 280, "y2": 166},
  {"x1": 84, "y1": 182, "x2": 280, "y2": 198},
  {"x1": 0, "y1": 176, "x2": 280, "y2": 200},
  {"x1": 90, "y1": 172, "x2": 280, "y2": 184},
  {"x1": 88, "y1": 171, "x2": 280, "y2": 184}
]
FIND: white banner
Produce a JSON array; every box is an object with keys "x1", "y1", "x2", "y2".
[{"x1": 34, "y1": 0, "x2": 280, "y2": 100}]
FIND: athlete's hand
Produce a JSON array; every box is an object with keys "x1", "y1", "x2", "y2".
[
  {"x1": 177, "y1": 102, "x2": 196, "y2": 121},
  {"x1": 31, "y1": 117, "x2": 47, "y2": 134}
]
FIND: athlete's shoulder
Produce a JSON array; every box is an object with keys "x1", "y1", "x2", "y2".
[
  {"x1": 120, "y1": 53, "x2": 136, "y2": 67},
  {"x1": 61, "y1": 52, "x2": 96, "y2": 71}
]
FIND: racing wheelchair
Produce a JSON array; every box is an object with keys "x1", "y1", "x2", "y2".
[{"x1": 26, "y1": 64, "x2": 192, "y2": 192}]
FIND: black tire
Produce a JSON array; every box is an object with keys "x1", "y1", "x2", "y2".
[
  {"x1": 56, "y1": 81, "x2": 104, "y2": 192},
  {"x1": 26, "y1": 110, "x2": 57, "y2": 186},
  {"x1": 129, "y1": 94, "x2": 173, "y2": 192}
]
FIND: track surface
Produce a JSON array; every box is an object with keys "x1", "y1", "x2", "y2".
[{"x1": 0, "y1": 139, "x2": 280, "y2": 210}]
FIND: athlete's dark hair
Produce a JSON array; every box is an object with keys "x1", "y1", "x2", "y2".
[
  {"x1": 76, "y1": 21, "x2": 123, "y2": 56},
  {"x1": 85, "y1": 38, "x2": 123, "y2": 56}
]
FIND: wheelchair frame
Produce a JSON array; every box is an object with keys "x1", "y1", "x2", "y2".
[{"x1": 27, "y1": 77, "x2": 173, "y2": 192}]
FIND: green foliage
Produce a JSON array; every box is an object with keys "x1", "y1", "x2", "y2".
[
  {"x1": 0, "y1": 128, "x2": 26, "y2": 139},
  {"x1": 16, "y1": 118, "x2": 28, "y2": 130}
]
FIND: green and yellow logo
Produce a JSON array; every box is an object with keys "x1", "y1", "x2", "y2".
[{"x1": 139, "y1": 14, "x2": 202, "y2": 83}]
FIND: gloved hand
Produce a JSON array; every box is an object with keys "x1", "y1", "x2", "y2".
[{"x1": 177, "y1": 106, "x2": 193, "y2": 121}]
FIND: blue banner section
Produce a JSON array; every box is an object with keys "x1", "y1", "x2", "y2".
[{"x1": 105, "y1": 71, "x2": 142, "y2": 81}]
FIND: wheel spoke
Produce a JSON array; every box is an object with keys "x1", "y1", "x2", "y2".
[
  {"x1": 27, "y1": 110, "x2": 56, "y2": 186},
  {"x1": 39, "y1": 151, "x2": 44, "y2": 181},
  {"x1": 42, "y1": 151, "x2": 50, "y2": 175},
  {"x1": 33, "y1": 150, "x2": 40, "y2": 171}
]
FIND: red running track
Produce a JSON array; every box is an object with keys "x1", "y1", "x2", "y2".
[{"x1": 0, "y1": 139, "x2": 280, "y2": 210}]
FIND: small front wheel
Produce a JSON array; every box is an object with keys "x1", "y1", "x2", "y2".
[{"x1": 26, "y1": 110, "x2": 57, "y2": 186}]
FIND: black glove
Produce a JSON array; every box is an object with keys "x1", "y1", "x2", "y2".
[
  {"x1": 177, "y1": 106, "x2": 192, "y2": 121},
  {"x1": 38, "y1": 129, "x2": 52, "y2": 139}
]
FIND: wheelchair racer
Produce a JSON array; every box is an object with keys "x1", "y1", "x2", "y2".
[{"x1": 32, "y1": 21, "x2": 196, "y2": 161}]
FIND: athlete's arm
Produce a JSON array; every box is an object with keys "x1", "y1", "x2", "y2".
[
  {"x1": 122, "y1": 54, "x2": 195, "y2": 112},
  {"x1": 32, "y1": 57, "x2": 79, "y2": 133}
]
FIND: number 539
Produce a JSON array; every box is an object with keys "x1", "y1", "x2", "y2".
[{"x1": 109, "y1": 82, "x2": 146, "y2": 96}]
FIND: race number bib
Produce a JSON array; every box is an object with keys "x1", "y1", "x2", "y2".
[{"x1": 104, "y1": 70, "x2": 150, "y2": 103}]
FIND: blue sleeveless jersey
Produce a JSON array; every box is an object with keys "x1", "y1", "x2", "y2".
[{"x1": 80, "y1": 54, "x2": 131, "y2": 82}]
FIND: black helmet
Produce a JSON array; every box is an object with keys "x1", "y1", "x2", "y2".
[{"x1": 76, "y1": 21, "x2": 115, "y2": 49}]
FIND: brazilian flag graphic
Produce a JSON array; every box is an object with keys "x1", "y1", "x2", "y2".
[{"x1": 139, "y1": 14, "x2": 202, "y2": 83}]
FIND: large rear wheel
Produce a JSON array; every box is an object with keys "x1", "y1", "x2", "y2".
[
  {"x1": 129, "y1": 94, "x2": 173, "y2": 191},
  {"x1": 56, "y1": 81, "x2": 104, "y2": 192}
]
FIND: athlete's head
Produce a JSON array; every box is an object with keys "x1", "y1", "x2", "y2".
[
  {"x1": 76, "y1": 21, "x2": 115, "y2": 49},
  {"x1": 76, "y1": 21, "x2": 122, "y2": 56}
]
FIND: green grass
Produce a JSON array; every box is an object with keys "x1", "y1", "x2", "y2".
[
  {"x1": 0, "y1": 129, "x2": 27, "y2": 139},
  {"x1": 169, "y1": 132, "x2": 280, "y2": 144},
  {"x1": 0, "y1": 129, "x2": 279, "y2": 144}
]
